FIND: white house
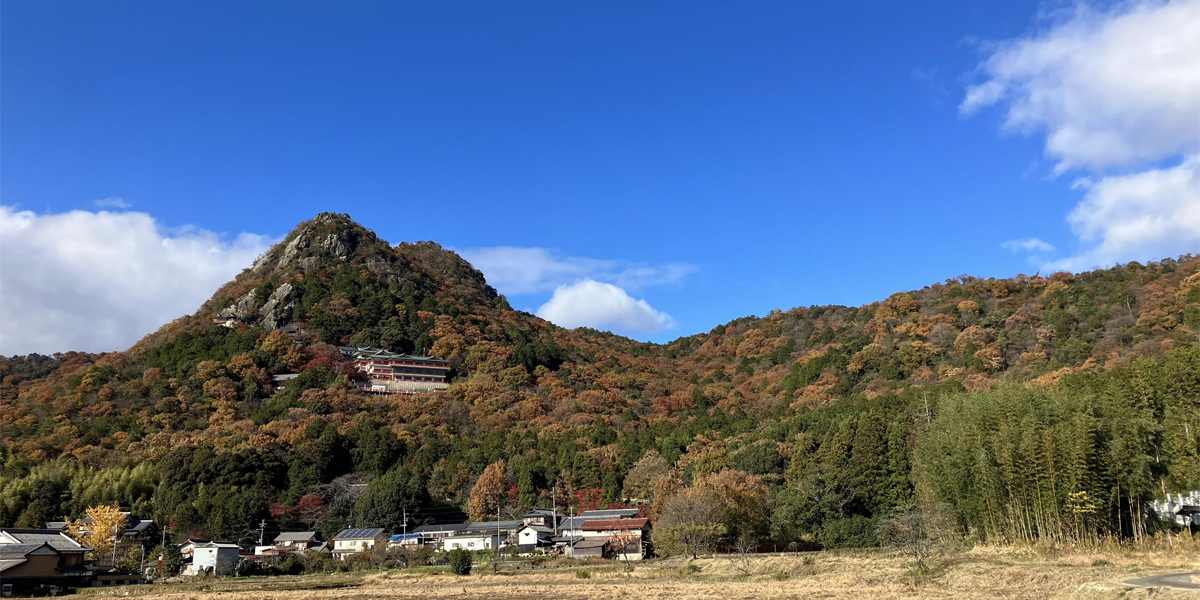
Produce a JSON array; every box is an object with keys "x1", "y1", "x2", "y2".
[
  {"x1": 442, "y1": 533, "x2": 504, "y2": 552},
  {"x1": 516, "y1": 525, "x2": 553, "y2": 552},
  {"x1": 186, "y1": 542, "x2": 241, "y2": 575},
  {"x1": 331, "y1": 528, "x2": 386, "y2": 559}
]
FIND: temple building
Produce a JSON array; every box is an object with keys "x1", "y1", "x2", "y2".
[{"x1": 341, "y1": 347, "x2": 450, "y2": 394}]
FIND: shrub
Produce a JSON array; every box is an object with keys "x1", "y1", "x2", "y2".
[
  {"x1": 821, "y1": 515, "x2": 877, "y2": 548},
  {"x1": 448, "y1": 548, "x2": 472, "y2": 575},
  {"x1": 575, "y1": 569, "x2": 590, "y2": 579}
]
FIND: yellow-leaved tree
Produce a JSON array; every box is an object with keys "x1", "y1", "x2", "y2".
[{"x1": 66, "y1": 503, "x2": 128, "y2": 564}]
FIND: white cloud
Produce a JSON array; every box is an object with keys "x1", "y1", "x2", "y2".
[
  {"x1": 0, "y1": 206, "x2": 275, "y2": 355},
  {"x1": 1001, "y1": 238, "x2": 1056, "y2": 253},
  {"x1": 94, "y1": 197, "x2": 131, "y2": 209},
  {"x1": 459, "y1": 246, "x2": 696, "y2": 295},
  {"x1": 536, "y1": 279, "x2": 675, "y2": 334},
  {"x1": 1046, "y1": 156, "x2": 1200, "y2": 271},
  {"x1": 965, "y1": 0, "x2": 1200, "y2": 270},
  {"x1": 962, "y1": 0, "x2": 1200, "y2": 172}
]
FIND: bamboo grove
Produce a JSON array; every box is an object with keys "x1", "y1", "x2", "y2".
[{"x1": 917, "y1": 346, "x2": 1199, "y2": 543}]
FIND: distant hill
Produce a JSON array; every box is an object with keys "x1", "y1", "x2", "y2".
[{"x1": 2, "y1": 212, "x2": 1196, "y2": 547}]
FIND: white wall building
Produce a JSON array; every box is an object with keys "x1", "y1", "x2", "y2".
[
  {"x1": 442, "y1": 533, "x2": 504, "y2": 552},
  {"x1": 186, "y1": 542, "x2": 240, "y2": 575}
]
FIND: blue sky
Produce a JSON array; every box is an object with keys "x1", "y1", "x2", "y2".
[{"x1": 2, "y1": 0, "x2": 1197, "y2": 354}]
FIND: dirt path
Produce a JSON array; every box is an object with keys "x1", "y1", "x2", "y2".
[{"x1": 1124, "y1": 571, "x2": 1200, "y2": 591}]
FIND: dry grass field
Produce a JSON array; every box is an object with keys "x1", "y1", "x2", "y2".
[{"x1": 78, "y1": 545, "x2": 1200, "y2": 600}]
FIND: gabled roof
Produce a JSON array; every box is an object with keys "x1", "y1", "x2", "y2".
[
  {"x1": 0, "y1": 543, "x2": 51, "y2": 558},
  {"x1": 412, "y1": 523, "x2": 467, "y2": 534},
  {"x1": 522, "y1": 509, "x2": 558, "y2": 518},
  {"x1": 580, "y1": 518, "x2": 649, "y2": 532},
  {"x1": 557, "y1": 516, "x2": 586, "y2": 530},
  {"x1": 461, "y1": 520, "x2": 523, "y2": 533},
  {"x1": 273, "y1": 531, "x2": 318, "y2": 542},
  {"x1": 346, "y1": 347, "x2": 447, "y2": 363},
  {"x1": 0, "y1": 529, "x2": 89, "y2": 552},
  {"x1": 0, "y1": 559, "x2": 27, "y2": 572},
  {"x1": 125, "y1": 520, "x2": 156, "y2": 533},
  {"x1": 333, "y1": 528, "x2": 385, "y2": 540},
  {"x1": 572, "y1": 538, "x2": 608, "y2": 549},
  {"x1": 519, "y1": 525, "x2": 553, "y2": 533},
  {"x1": 195, "y1": 541, "x2": 241, "y2": 549},
  {"x1": 579, "y1": 509, "x2": 642, "y2": 519},
  {"x1": 388, "y1": 534, "x2": 422, "y2": 543}
]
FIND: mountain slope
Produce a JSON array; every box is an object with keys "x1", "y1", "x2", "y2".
[{"x1": 1, "y1": 212, "x2": 1197, "y2": 545}]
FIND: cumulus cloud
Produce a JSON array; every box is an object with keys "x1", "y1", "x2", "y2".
[
  {"x1": 1046, "y1": 157, "x2": 1200, "y2": 271},
  {"x1": 0, "y1": 207, "x2": 275, "y2": 355},
  {"x1": 961, "y1": 0, "x2": 1199, "y2": 172},
  {"x1": 1001, "y1": 238, "x2": 1056, "y2": 253},
  {"x1": 94, "y1": 197, "x2": 131, "y2": 209},
  {"x1": 965, "y1": 0, "x2": 1200, "y2": 270},
  {"x1": 536, "y1": 279, "x2": 675, "y2": 334},
  {"x1": 459, "y1": 246, "x2": 696, "y2": 295}
]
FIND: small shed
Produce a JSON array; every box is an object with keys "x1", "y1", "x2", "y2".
[{"x1": 570, "y1": 538, "x2": 608, "y2": 558}]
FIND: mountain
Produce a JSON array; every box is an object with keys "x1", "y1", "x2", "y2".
[{"x1": 1, "y1": 212, "x2": 1197, "y2": 548}]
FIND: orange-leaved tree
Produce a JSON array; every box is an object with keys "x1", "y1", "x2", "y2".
[{"x1": 466, "y1": 460, "x2": 509, "y2": 521}]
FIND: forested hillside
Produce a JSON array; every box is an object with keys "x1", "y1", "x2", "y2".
[{"x1": 2, "y1": 213, "x2": 1197, "y2": 551}]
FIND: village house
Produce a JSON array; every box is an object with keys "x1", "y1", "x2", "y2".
[
  {"x1": 578, "y1": 518, "x2": 650, "y2": 561},
  {"x1": 45, "y1": 514, "x2": 158, "y2": 545},
  {"x1": 177, "y1": 537, "x2": 212, "y2": 562},
  {"x1": 387, "y1": 533, "x2": 422, "y2": 549},
  {"x1": 185, "y1": 542, "x2": 241, "y2": 576},
  {"x1": 411, "y1": 523, "x2": 466, "y2": 547},
  {"x1": 0, "y1": 528, "x2": 92, "y2": 592},
  {"x1": 515, "y1": 525, "x2": 554, "y2": 553},
  {"x1": 271, "y1": 531, "x2": 320, "y2": 550},
  {"x1": 520, "y1": 509, "x2": 561, "y2": 529},
  {"x1": 331, "y1": 528, "x2": 386, "y2": 559},
  {"x1": 556, "y1": 509, "x2": 641, "y2": 542},
  {"x1": 442, "y1": 533, "x2": 504, "y2": 552}
]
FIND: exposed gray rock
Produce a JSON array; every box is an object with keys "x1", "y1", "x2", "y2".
[
  {"x1": 250, "y1": 251, "x2": 275, "y2": 276},
  {"x1": 218, "y1": 289, "x2": 258, "y2": 320},
  {"x1": 319, "y1": 231, "x2": 353, "y2": 260},
  {"x1": 297, "y1": 256, "x2": 320, "y2": 272},
  {"x1": 365, "y1": 256, "x2": 393, "y2": 277},
  {"x1": 274, "y1": 217, "x2": 356, "y2": 273},
  {"x1": 260, "y1": 283, "x2": 294, "y2": 331},
  {"x1": 276, "y1": 229, "x2": 311, "y2": 272}
]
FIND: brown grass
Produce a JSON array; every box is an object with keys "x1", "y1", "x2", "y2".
[{"x1": 77, "y1": 544, "x2": 1200, "y2": 600}]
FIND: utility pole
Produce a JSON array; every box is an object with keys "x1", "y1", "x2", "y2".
[
  {"x1": 551, "y1": 484, "x2": 558, "y2": 536},
  {"x1": 111, "y1": 523, "x2": 119, "y2": 568},
  {"x1": 402, "y1": 507, "x2": 408, "y2": 541},
  {"x1": 495, "y1": 504, "x2": 501, "y2": 574},
  {"x1": 258, "y1": 520, "x2": 266, "y2": 546}
]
